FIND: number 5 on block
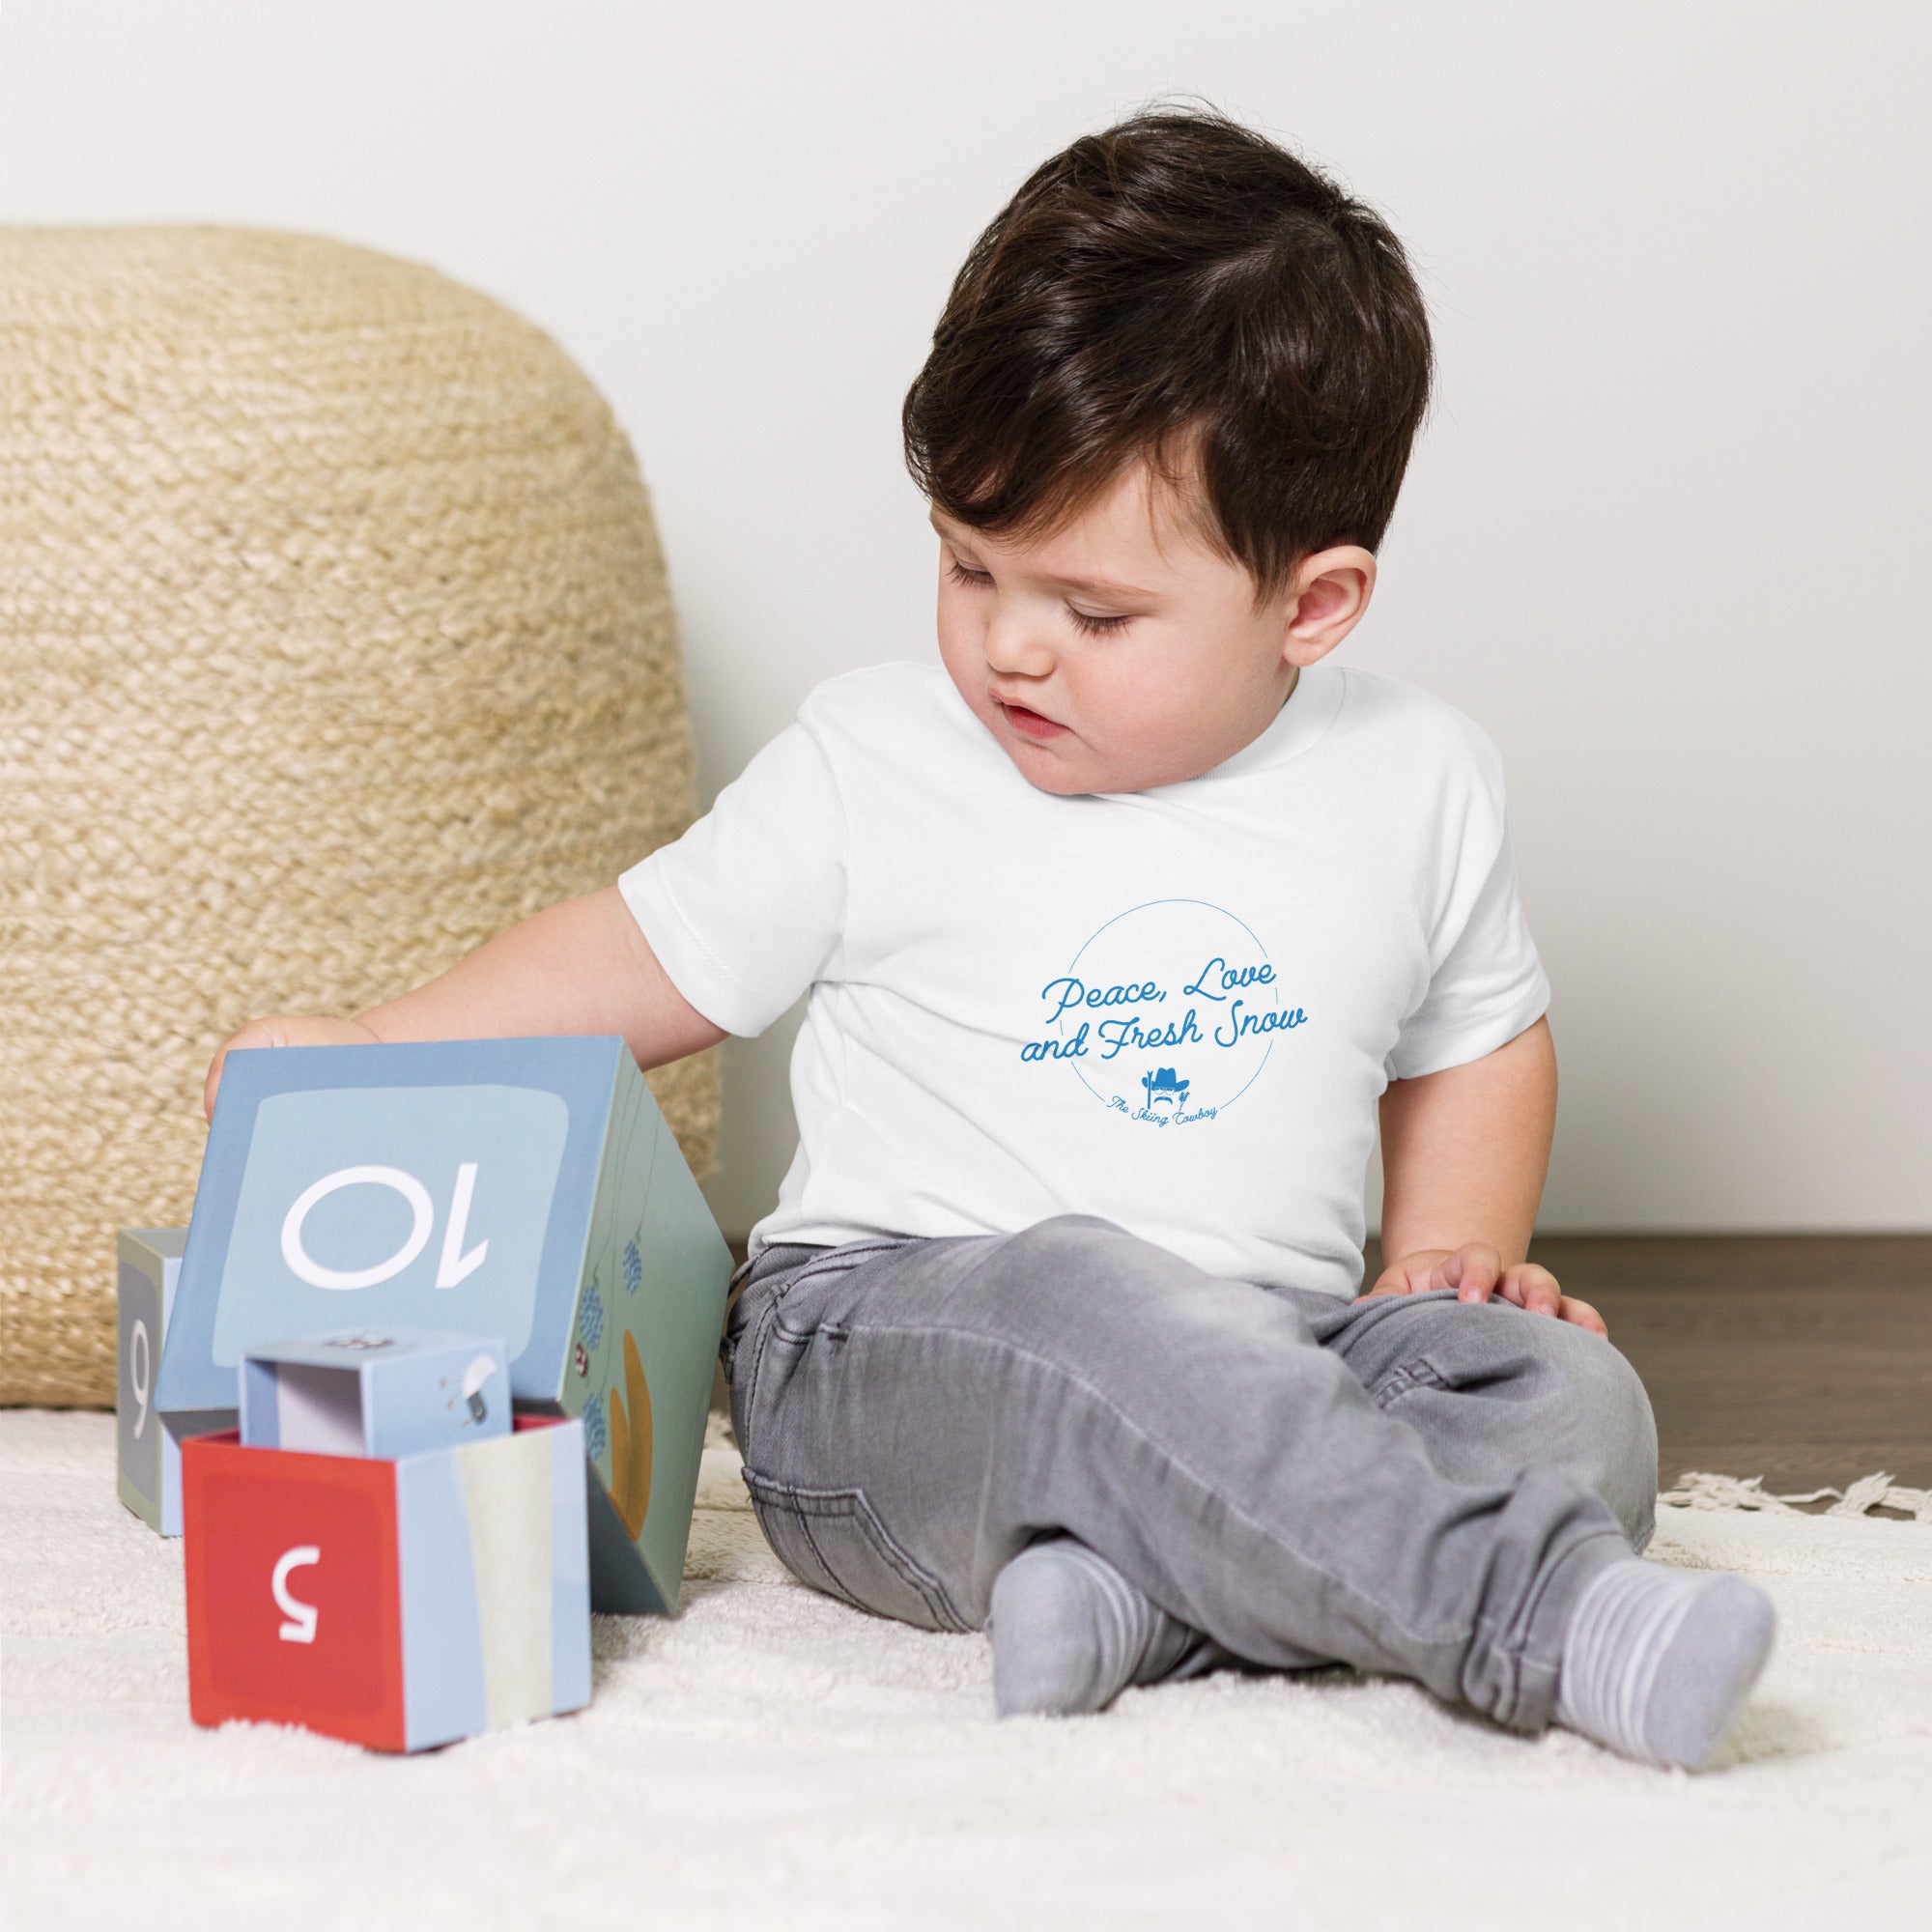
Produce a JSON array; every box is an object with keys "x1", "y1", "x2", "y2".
[{"x1": 272, "y1": 1546, "x2": 321, "y2": 1642}]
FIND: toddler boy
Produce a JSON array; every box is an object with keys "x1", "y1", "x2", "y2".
[{"x1": 210, "y1": 111, "x2": 1774, "y2": 1767}]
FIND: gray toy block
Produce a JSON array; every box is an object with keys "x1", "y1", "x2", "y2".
[{"x1": 117, "y1": 1229, "x2": 223, "y2": 1535}]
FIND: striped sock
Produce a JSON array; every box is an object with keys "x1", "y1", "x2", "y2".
[
  {"x1": 988, "y1": 1538, "x2": 1196, "y2": 1719},
  {"x1": 1555, "y1": 1558, "x2": 1776, "y2": 1769}
]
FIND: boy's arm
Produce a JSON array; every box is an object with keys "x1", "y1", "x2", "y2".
[
  {"x1": 1365, "y1": 1016, "x2": 1605, "y2": 1334},
  {"x1": 202, "y1": 886, "x2": 725, "y2": 1120}
]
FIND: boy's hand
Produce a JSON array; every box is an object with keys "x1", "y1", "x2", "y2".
[
  {"x1": 204, "y1": 1015, "x2": 380, "y2": 1122},
  {"x1": 1360, "y1": 1243, "x2": 1607, "y2": 1336}
]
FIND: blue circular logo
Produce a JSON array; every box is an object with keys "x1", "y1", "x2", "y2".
[{"x1": 1022, "y1": 898, "x2": 1302, "y2": 1127}]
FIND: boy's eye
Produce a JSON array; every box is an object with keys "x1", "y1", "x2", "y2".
[
  {"x1": 947, "y1": 559, "x2": 992, "y2": 588},
  {"x1": 1068, "y1": 606, "x2": 1133, "y2": 637}
]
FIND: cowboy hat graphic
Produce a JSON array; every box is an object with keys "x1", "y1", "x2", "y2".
[{"x1": 1142, "y1": 1066, "x2": 1189, "y2": 1110}]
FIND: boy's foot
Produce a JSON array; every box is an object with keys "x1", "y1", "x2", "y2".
[
  {"x1": 987, "y1": 1537, "x2": 1199, "y2": 1718},
  {"x1": 1554, "y1": 1559, "x2": 1776, "y2": 1770}
]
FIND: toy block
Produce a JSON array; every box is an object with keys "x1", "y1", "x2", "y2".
[
  {"x1": 117, "y1": 1229, "x2": 227, "y2": 1535},
  {"x1": 240, "y1": 1330, "x2": 510, "y2": 1460},
  {"x1": 184, "y1": 1414, "x2": 591, "y2": 1751},
  {"x1": 155, "y1": 1037, "x2": 731, "y2": 1613}
]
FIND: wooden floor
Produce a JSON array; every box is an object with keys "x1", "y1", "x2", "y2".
[{"x1": 1374, "y1": 1236, "x2": 1932, "y2": 1492}]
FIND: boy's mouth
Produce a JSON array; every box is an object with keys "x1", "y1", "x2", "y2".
[{"x1": 995, "y1": 697, "x2": 1069, "y2": 743}]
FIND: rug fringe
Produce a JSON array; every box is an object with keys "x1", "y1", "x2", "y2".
[{"x1": 1660, "y1": 1470, "x2": 1932, "y2": 1522}]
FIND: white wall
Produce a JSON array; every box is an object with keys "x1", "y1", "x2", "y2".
[{"x1": 7, "y1": 1, "x2": 1927, "y2": 1236}]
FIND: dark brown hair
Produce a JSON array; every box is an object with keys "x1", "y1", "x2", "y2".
[{"x1": 903, "y1": 108, "x2": 1433, "y2": 597}]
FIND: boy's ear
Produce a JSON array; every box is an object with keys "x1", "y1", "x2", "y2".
[{"x1": 1278, "y1": 545, "x2": 1377, "y2": 668}]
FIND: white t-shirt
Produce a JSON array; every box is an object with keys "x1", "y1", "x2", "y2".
[{"x1": 619, "y1": 661, "x2": 1548, "y2": 1301}]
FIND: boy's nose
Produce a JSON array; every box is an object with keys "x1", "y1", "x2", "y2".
[{"x1": 982, "y1": 617, "x2": 1056, "y2": 678}]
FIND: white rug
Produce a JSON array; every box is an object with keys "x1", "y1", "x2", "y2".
[{"x1": 5, "y1": 1411, "x2": 1930, "y2": 1932}]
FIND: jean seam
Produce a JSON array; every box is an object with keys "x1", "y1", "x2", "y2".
[
  {"x1": 739, "y1": 1471, "x2": 864, "y2": 1611},
  {"x1": 744, "y1": 1471, "x2": 969, "y2": 1632},
  {"x1": 1468, "y1": 1524, "x2": 1625, "y2": 1725},
  {"x1": 735, "y1": 1240, "x2": 922, "y2": 1446},
  {"x1": 1371, "y1": 1356, "x2": 1446, "y2": 1410},
  {"x1": 790, "y1": 1506, "x2": 871, "y2": 1616},
  {"x1": 740, "y1": 1259, "x2": 849, "y2": 1430}
]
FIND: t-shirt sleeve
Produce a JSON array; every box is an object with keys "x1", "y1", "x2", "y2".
[
  {"x1": 616, "y1": 716, "x2": 846, "y2": 1037},
  {"x1": 1386, "y1": 787, "x2": 1550, "y2": 1083}
]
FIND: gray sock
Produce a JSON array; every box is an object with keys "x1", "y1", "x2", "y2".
[
  {"x1": 987, "y1": 1537, "x2": 1198, "y2": 1719},
  {"x1": 1555, "y1": 1558, "x2": 1776, "y2": 1770}
]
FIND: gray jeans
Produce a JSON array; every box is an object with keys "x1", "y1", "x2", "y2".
[{"x1": 724, "y1": 1215, "x2": 1657, "y2": 1731}]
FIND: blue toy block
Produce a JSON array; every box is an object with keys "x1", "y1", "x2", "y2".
[
  {"x1": 185, "y1": 1415, "x2": 591, "y2": 1751},
  {"x1": 240, "y1": 1330, "x2": 510, "y2": 1460},
  {"x1": 117, "y1": 1229, "x2": 227, "y2": 1536},
  {"x1": 155, "y1": 1037, "x2": 732, "y2": 1612}
]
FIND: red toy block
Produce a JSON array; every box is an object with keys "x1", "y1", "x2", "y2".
[
  {"x1": 183, "y1": 1417, "x2": 590, "y2": 1752},
  {"x1": 184, "y1": 1433, "x2": 406, "y2": 1748}
]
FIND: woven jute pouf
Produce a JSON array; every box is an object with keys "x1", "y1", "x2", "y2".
[{"x1": 1, "y1": 227, "x2": 721, "y2": 1406}]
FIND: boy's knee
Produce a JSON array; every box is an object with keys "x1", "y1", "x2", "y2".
[
  {"x1": 978, "y1": 1216, "x2": 1281, "y2": 1368},
  {"x1": 948, "y1": 1215, "x2": 1143, "y2": 1343},
  {"x1": 1535, "y1": 1323, "x2": 1659, "y2": 1548},
  {"x1": 1392, "y1": 1303, "x2": 1660, "y2": 1548},
  {"x1": 990, "y1": 1215, "x2": 1164, "y2": 1303},
  {"x1": 1004, "y1": 1212, "x2": 1130, "y2": 1260},
  {"x1": 1567, "y1": 1329, "x2": 1655, "y2": 1458}
]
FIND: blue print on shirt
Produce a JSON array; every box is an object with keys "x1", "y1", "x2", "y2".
[{"x1": 1020, "y1": 898, "x2": 1307, "y2": 1126}]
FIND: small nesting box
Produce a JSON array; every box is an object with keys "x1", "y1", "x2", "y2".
[
  {"x1": 239, "y1": 1332, "x2": 511, "y2": 1461},
  {"x1": 185, "y1": 1415, "x2": 590, "y2": 1752}
]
